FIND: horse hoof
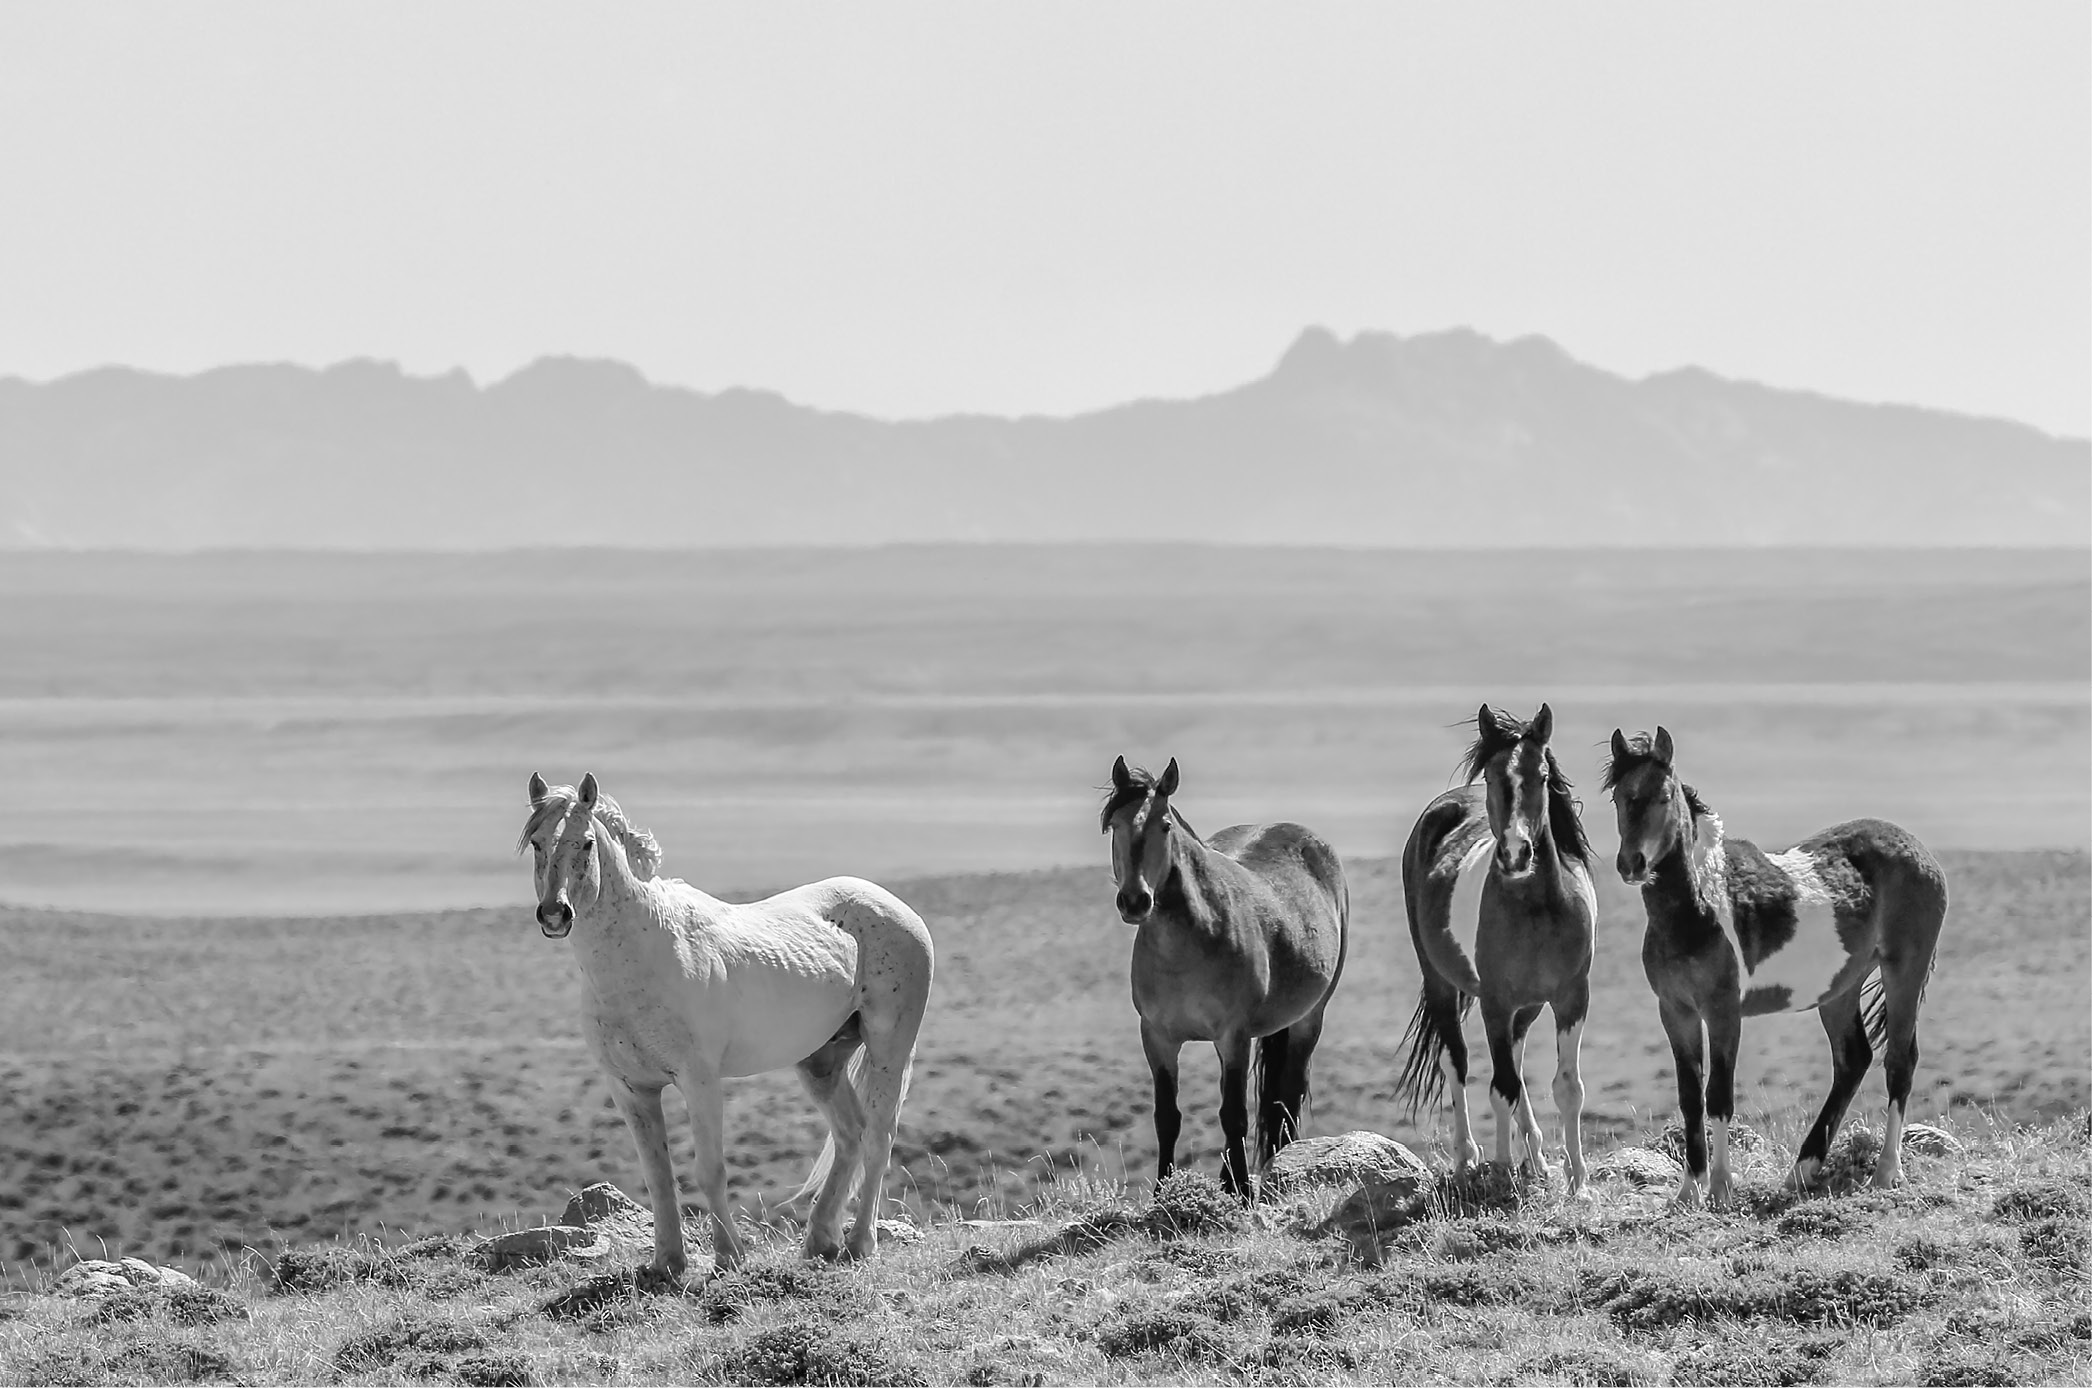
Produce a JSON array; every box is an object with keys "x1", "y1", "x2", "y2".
[{"x1": 802, "y1": 1238, "x2": 843, "y2": 1263}]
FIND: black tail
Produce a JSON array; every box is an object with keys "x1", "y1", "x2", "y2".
[
  {"x1": 1395, "y1": 989, "x2": 1471, "y2": 1115},
  {"x1": 1253, "y1": 1028, "x2": 1310, "y2": 1169}
]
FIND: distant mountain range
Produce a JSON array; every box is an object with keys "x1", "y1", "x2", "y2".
[{"x1": 1, "y1": 328, "x2": 2084, "y2": 548}]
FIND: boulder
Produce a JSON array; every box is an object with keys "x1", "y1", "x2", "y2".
[
  {"x1": 54, "y1": 1258, "x2": 196, "y2": 1297},
  {"x1": 474, "y1": 1225, "x2": 609, "y2": 1273},
  {"x1": 1313, "y1": 1173, "x2": 1432, "y2": 1267},
  {"x1": 1901, "y1": 1123, "x2": 1962, "y2": 1157},
  {"x1": 1588, "y1": 1147, "x2": 1684, "y2": 1189},
  {"x1": 1265, "y1": 1131, "x2": 1432, "y2": 1194},
  {"x1": 561, "y1": 1183, "x2": 652, "y2": 1231}
]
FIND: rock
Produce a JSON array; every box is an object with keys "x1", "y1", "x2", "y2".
[
  {"x1": 474, "y1": 1225, "x2": 609, "y2": 1273},
  {"x1": 1265, "y1": 1131, "x2": 1432, "y2": 1194},
  {"x1": 54, "y1": 1258, "x2": 195, "y2": 1297},
  {"x1": 119, "y1": 1257, "x2": 195, "y2": 1288},
  {"x1": 561, "y1": 1183, "x2": 652, "y2": 1231},
  {"x1": 1901, "y1": 1123, "x2": 1963, "y2": 1157},
  {"x1": 1588, "y1": 1147, "x2": 1684, "y2": 1189},
  {"x1": 1313, "y1": 1173, "x2": 1432, "y2": 1266},
  {"x1": 875, "y1": 1218, "x2": 923, "y2": 1245}
]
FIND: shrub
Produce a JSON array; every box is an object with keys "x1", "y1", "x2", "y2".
[
  {"x1": 1420, "y1": 1264, "x2": 1537, "y2": 1308},
  {"x1": 1585, "y1": 1263, "x2": 1924, "y2": 1332},
  {"x1": 2017, "y1": 1217, "x2": 2088, "y2": 1274},
  {"x1": 331, "y1": 1314, "x2": 488, "y2": 1375},
  {"x1": 719, "y1": 1322, "x2": 926, "y2": 1386},
  {"x1": 1920, "y1": 1349, "x2": 2019, "y2": 1387},
  {"x1": 701, "y1": 1262, "x2": 874, "y2": 1324},
  {"x1": 1518, "y1": 1347, "x2": 1649, "y2": 1386},
  {"x1": 1668, "y1": 1335, "x2": 1837, "y2": 1386},
  {"x1": 273, "y1": 1245, "x2": 376, "y2": 1294},
  {"x1": 16, "y1": 1332, "x2": 239, "y2": 1386},
  {"x1": 1773, "y1": 1202, "x2": 1863, "y2": 1241},
  {"x1": 1095, "y1": 1307, "x2": 1240, "y2": 1362},
  {"x1": 1269, "y1": 1290, "x2": 1355, "y2": 1337},
  {"x1": 455, "y1": 1352, "x2": 537, "y2": 1387},
  {"x1": 1147, "y1": 1170, "x2": 1246, "y2": 1238},
  {"x1": 1989, "y1": 1180, "x2": 2089, "y2": 1224}
]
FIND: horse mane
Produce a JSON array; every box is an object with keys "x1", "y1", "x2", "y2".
[
  {"x1": 1462, "y1": 710, "x2": 1591, "y2": 866},
  {"x1": 1098, "y1": 767, "x2": 1201, "y2": 842},
  {"x1": 517, "y1": 784, "x2": 663, "y2": 881}
]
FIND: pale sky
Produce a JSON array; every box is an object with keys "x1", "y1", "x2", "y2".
[{"x1": 1, "y1": 5, "x2": 2086, "y2": 437}]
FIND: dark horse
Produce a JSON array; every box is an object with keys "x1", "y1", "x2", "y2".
[
  {"x1": 1604, "y1": 726, "x2": 1949, "y2": 1205},
  {"x1": 1102, "y1": 755, "x2": 1348, "y2": 1198},
  {"x1": 1395, "y1": 704, "x2": 1598, "y2": 1193}
]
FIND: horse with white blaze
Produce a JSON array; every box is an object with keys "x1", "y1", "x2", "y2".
[
  {"x1": 1395, "y1": 703, "x2": 1599, "y2": 1194},
  {"x1": 1603, "y1": 727, "x2": 1948, "y2": 1206},
  {"x1": 519, "y1": 773, "x2": 933, "y2": 1275}
]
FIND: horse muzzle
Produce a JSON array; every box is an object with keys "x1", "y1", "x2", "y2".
[
  {"x1": 1495, "y1": 841, "x2": 1535, "y2": 879},
  {"x1": 1115, "y1": 886, "x2": 1154, "y2": 925},
  {"x1": 537, "y1": 899, "x2": 574, "y2": 938},
  {"x1": 1616, "y1": 851, "x2": 1650, "y2": 886}
]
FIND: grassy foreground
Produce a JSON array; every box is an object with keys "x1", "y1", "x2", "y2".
[{"x1": 3, "y1": 1112, "x2": 2086, "y2": 1387}]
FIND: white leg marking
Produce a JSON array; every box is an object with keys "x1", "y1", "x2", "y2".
[
  {"x1": 1873, "y1": 1099, "x2": 1907, "y2": 1189},
  {"x1": 1490, "y1": 1085, "x2": 1515, "y2": 1168},
  {"x1": 1441, "y1": 1050, "x2": 1478, "y2": 1169},
  {"x1": 1553, "y1": 1020, "x2": 1588, "y2": 1196},
  {"x1": 1708, "y1": 1118, "x2": 1732, "y2": 1207}
]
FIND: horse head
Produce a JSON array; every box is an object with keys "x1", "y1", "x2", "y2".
[
  {"x1": 1467, "y1": 702, "x2": 1558, "y2": 879},
  {"x1": 1101, "y1": 754, "x2": 1180, "y2": 925},
  {"x1": 519, "y1": 771, "x2": 609, "y2": 937},
  {"x1": 1603, "y1": 725, "x2": 1693, "y2": 885}
]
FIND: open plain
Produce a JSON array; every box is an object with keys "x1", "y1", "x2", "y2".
[{"x1": 0, "y1": 545, "x2": 2085, "y2": 1384}]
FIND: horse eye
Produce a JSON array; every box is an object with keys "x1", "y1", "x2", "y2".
[{"x1": 580, "y1": 839, "x2": 595, "y2": 852}]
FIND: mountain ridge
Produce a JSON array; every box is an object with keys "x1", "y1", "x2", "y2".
[{"x1": 2, "y1": 327, "x2": 2084, "y2": 549}]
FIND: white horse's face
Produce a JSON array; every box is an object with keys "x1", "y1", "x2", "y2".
[{"x1": 524, "y1": 771, "x2": 603, "y2": 938}]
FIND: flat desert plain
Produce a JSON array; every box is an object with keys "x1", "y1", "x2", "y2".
[{"x1": 0, "y1": 546, "x2": 2084, "y2": 1274}]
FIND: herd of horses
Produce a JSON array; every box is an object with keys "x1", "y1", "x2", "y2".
[{"x1": 520, "y1": 704, "x2": 1948, "y2": 1278}]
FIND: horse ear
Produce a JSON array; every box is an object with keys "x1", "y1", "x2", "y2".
[
  {"x1": 528, "y1": 771, "x2": 548, "y2": 803},
  {"x1": 1530, "y1": 703, "x2": 1554, "y2": 744},
  {"x1": 1111, "y1": 755, "x2": 1132, "y2": 791},
  {"x1": 578, "y1": 772, "x2": 599, "y2": 808},
  {"x1": 1477, "y1": 702, "x2": 1494, "y2": 732},
  {"x1": 1653, "y1": 726, "x2": 1675, "y2": 765},
  {"x1": 1609, "y1": 729, "x2": 1630, "y2": 763},
  {"x1": 1157, "y1": 757, "x2": 1180, "y2": 797}
]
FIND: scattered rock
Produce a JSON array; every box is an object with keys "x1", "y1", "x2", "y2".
[
  {"x1": 1314, "y1": 1174, "x2": 1431, "y2": 1266},
  {"x1": 54, "y1": 1259, "x2": 196, "y2": 1298},
  {"x1": 561, "y1": 1183, "x2": 652, "y2": 1231},
  {"x1": 1589, "y1": 1147, "x2": 1684, "y2": 1189},
  {"x1": 474, "y1": 1225, "x2": 609, "y2": 1273},
  {"x1": 1265, "y1": 1131, "x2": 1432, "y2": 1193},
  {"x1": 1901, "y1": 1123, "x2": 1963, "y2": 1157},
  {"x1": 877, "y1": 1218, "x2": 924, "y2": 1245}
]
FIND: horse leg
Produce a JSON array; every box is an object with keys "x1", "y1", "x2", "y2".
[
  {"x1": 1215, "y1": 1030, "x2": 1254, "y2": 1200},
  {"x1": 1478, "y1": 998, "x2": 1525, "y2": 1170},
  {"x1": 843, "y1": 1030, "x2": 919, "y2": 1261},
  {"x1": 795, "y1": 1045, "x2": 866, "y2": 1261},
  {"x1": 1659, "y1": 998, "x2": 1708, "y2": 1207},
  {"x1": 678, "y1": 1072, "x2": 747, "y2": 1271},
  {"x1": 1551, "y1": 977, "x2": 1591, "y2": 1197},
  {"x1": 1791, "y1": 985, "x2": 1870, "y2": 1191},
  {"x1": 1263, "y1": 1006, "x2": 1324, "y2": 1162},
  {"x1": 1141, "y1": 1021, "x2": 1183, "y2": 1185},
  {"x1": 606, "y1": 1079, "x2": 687, "y2": 1278},
  {"x1": 1873, "y1": 957, "x2": 1932, "y2": 1189},
  {"x1": 1703, "y1": 999, "x2": 1742, "y2": 1207},
  {"x1": 1508, "y1": 1004, "x2": 1549, "y2": 1179}
]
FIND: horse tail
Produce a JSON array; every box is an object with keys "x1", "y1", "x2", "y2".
[
  {"x1": 1253, "y1": 1027, "x2": 1311, "y2": 1171},
  {"x1": 1859, "y1": 972, "x2": 1889, "y2": 1051},
  {"x1": 1395, "y1": 986, "x2": 1470, "y2": 1115},
  {"x1": 790, "y1": 1047, "x2": 869, "y2": 1207}
]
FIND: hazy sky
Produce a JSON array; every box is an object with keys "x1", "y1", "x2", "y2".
[{"x1": 2, "y1": 5, "x2": 2086, "y2": 436}]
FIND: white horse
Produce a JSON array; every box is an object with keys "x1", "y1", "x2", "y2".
[{"x1": 520, "y1": 772, "x2": 934, "y2": 1275}]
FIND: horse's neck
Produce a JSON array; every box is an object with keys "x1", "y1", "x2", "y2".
[
  {"x1": 1155, "y1": 831, "x2": 1224, "y2": 937},
  {"x1": 1644, "y1": 817, "x2": 1725, "y2": 929},
  {"x1": 573, "y1": 838, "x2": 663, "y2": 944}
]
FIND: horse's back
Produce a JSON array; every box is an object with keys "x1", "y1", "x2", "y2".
[
  {"x1": 1210, "y1": 821, "x2": 1346, "y2": 908},
  {"x1": 775, "y1": 875, "x2": 936, "y2": 1011},
  {"x1": 1203, "y1": 821, "x2": 1348, "y2": 1004}
]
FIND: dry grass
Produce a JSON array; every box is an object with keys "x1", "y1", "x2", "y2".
[{"x1": 2, "y1": 1111, "x2": 2086, "y2": 1386}]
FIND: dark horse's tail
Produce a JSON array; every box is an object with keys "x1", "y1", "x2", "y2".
[
  {"x1": 1395, "y1": 988, "x2": 1472, "y2": 1114},
  {"x1": 1253, "y1": 1028, "x2": 1310, "y2": 1170}
]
